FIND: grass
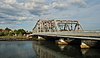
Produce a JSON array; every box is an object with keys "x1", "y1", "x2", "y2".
[
  {"x1": 0, "y1": 36, "x2": 45, "y2": 41},
  {"x1": 0, "y1": 36, "x2": 29, "y2": 40}
]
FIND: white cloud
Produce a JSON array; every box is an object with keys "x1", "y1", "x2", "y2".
[
  {"x1": 69, "y1": 0, "x2": 87, "y2": 7},
  {"x1": 0, "y1": 0, "x2": 100, "y2": 31},
  {"x1": 0, "y1": 0, "x2": 87, "y2": 16},
  {"x1": 52, "y1": 2, "x2": 69, "y2": 10},
  {"x1": 0, "y1": 0, "x2": 87, "y2": 24},
  {"x1": 4, "y1": 0, "x2": 16, "y2": 4},
  {"x1": 52, "y1": 0, "x2": 87, "y2": 10}
]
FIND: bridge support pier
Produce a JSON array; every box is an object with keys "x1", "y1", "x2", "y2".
[
  {"x1": 81, "y1": 40, "x2": 100, "y2": 48},
  {"x1": 82, "y1": 40, "x2": 100, "y2": 48},
  {"x1": 32, "y1": 35, "x2": 100, "y2": 48}
]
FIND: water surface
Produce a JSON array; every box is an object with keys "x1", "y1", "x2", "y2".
[
  {"x1": 0, "y1": 41, "x2": 36, "y2": 58},
  {"x1": 0, "y1": 41, "x2": 100, "y2": 58}
]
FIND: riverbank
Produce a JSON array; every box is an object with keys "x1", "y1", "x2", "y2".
[
  {"x1": 0, "y1": 36, "x2": 31, "y2": 41},
  {"x1": 0, "y1": 36, "x2": 46, "y2": 41}
]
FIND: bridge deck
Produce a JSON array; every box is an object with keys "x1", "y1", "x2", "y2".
[{"x1": 32, "y1": 31, "x2": 100, "y2": 40}]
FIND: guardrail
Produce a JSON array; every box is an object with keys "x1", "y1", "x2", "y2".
[{"x1": 32, "y1": 31, "x2": 100, "y2": 36}]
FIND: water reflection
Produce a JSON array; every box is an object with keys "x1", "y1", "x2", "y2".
[
  {"x1": 0, "y1": 41, "x2": 100, "y2": 58},
  {"x1": 0, "y1": 41, "x2": 36, "y2": 58},
  {"x1": 82, "y1": 49, "x2": 100, "y2": 58},
  {"x1": 33, "y1": 41, "x2": 82, "y2": 58},
  {"x1": 33, "y1": 41, "x2": 100, "y2": 58}
]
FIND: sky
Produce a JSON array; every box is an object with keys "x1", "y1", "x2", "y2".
[{"x1": 0, "y1": 0, "x2": 100, "y2": 31}]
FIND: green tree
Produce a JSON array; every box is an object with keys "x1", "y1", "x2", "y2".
[
  {"x1": 8, "y1": 31, "x2": 15, "y2": 36},
  {"x1": 14, "y1": 29, "x2": 26, "y2": 36},
  {"x1": 5, "y1": 27, "x2": 11, "y2": 32},
  {"x1": 4, "y1": 32, "x2": 9, "y2": 36},
  {"x1": 0, "y1": 32, "x2": 4, "y2": 36},
  {"x1": 18, "y1": 29, "x2": 26, "y2": 34}
]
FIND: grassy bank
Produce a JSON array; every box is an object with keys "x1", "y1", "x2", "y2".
[
  {"x1": 0, "y1": 36, "x2": 46, "y2": 41},
  {"x1": 0, "y1": 36, "x2": 30, "y2": 41}
]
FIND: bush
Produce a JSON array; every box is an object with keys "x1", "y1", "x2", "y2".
[{"x1": 0, "y1": 32, "x2": 5, "y2": 36}]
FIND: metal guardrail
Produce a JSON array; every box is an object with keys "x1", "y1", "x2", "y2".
[
  {"x1": 33, "y1": 31, "x2": 100, "y2": 36},
  {"x1": 32, "y1": 31, "x2": 100, "y2": 40}
]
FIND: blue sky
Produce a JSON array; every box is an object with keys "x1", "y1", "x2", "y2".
[{"x1": 0, "y1": 0, "x2": 100, "y2": 31}]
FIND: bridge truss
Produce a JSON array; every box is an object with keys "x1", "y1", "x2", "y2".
[{"x1": 33, "y1": 19, "x2": 83, "y2": 33}]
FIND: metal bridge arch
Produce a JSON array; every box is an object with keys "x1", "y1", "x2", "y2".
[{"x1": 33, "y1": 19, "x2": 83, "y2": 33}]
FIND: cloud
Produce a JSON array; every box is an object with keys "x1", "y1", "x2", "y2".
[
  {"x1": 4, "y1": 0, "x2": 16, "y2": 4},
  {"x1": 0, "y1": 0, "x2": 35, "y2": 24},
  {"x1": 0, "y1": 0, "x2": 50, "y2": 17},
  {"x1": 1, "y1": 0, "x2": 87, "y2": 16},
  {"x1": 8, "y1": 0, "x2": 50, "y2": 15},
  {"x1": 0, "y1": 21, "x2": 20, "y2": 24},
  {"x1": 0, "y1": 0, "x2": 87, "y2": 25},
  {"x1": 52, "y1": 2, "x2": 69, "y2": 10},
  {"x1": 69, "y1": 0, "x2": 87, "y2": 7},
  {"x1": 52, "y1": 0, "x2": 87, "y2": 10}
]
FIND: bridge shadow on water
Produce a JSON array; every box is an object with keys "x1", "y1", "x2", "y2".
[{"x1": 33, "y1": 41, "x2": 100, "y2": 58}]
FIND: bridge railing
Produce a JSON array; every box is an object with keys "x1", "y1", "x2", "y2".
[{"x1": 32, "y1": 31, "x2": 100, "y2": 36}]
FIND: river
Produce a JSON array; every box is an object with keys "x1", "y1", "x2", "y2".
[{"x1": 0, "y1": 41, "x2": 100, "y2": 58}]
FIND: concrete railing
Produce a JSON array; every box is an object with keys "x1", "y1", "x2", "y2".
[{"x1": 33, "y1": 31, "x2": 100, "y2": 36}]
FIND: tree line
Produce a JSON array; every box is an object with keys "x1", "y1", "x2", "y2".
[{"x1": 0, "y1": 28, "x2": 32, "y2": 36}]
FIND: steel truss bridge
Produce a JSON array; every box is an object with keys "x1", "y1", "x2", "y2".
[{"x1": 32, "y1": 19, "x2": 100, "y2": 48}]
